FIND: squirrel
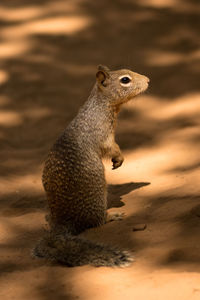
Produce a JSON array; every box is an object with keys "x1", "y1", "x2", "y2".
[{"x1": 33, "y1": 65, "x2": 149, "y2": 267}]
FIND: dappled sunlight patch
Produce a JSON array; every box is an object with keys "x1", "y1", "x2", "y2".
[
  {"x1": 137, "y1": 0, "x2": 200, "y2": 11},
  {"x1": 1, "y1": 16, "x2": 92, "y2": 39},
  {"x1": 0, "y1": 70, "x2": 9, "y2": 85},
  {"x1": 146, "y1": 51, "x2": 184, "y2": 66},
  {"x1": 0, "y1": 6, "x2": 43, "y2": 21},
  {"x1": 0, "y1": 0, "x2": 80, "y2": 23},
  {"x1": 68, "y1": 266, "x2": 200, "y2": 300},
  {"x1": 23, "y1": 107, "x2": 51, "y2": 119},
  {"x1": 105, "y1": 150, "x2": 183, "y2": 192},
  {"x1": 0, "y1": 2, "x2": 92, "y2": 61},
  {"x1": 0, "y1": 41, "x2": 32, "y2": 59},
  {"x1": 105, "y1": 134, "x2": 200, "y2": 196},
  {"x1": 0, "y1": 110, "x2": 51, "y2": 128},
  {"x1": 0, "y1": 107, "x2": 52, "y2": 127},
  {"x1": 144, "y1": 93, "x2": 200, "y2": 120},
  {"x1": 125, "y1": 93, "x2": 200, "y2": 122},
  {"x1": 137, "y1": 0, "x2": 180, "y2": 8},
  {"x1": 0, "y1": 217, "x2": 17, "y2": 241},
  {"x1": 106, "y1": 89, "x2": 200, "y2": 200},
  {"x1": 0, "y1": 172, "x2": 43, "y2": 194},
  {"x1": 127, "y1": 94, "x2": 164, "y2": 113},
  {"x1": 0, "y1": 110, "x2": 22, "y2": 127},
  {"x1": 146, "y1": 50, "x2": 200, "y2": 66},
  {"x1": 25, "y1": 16, "x2": 91, "y2": 35},
  {"x1": 0, "y1": 213, "x2": 44, "y2": 242}
]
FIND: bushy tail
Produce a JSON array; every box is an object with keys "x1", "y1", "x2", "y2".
[{"x1": 32, "y1": 231, "x2": 133, "y2": 267}]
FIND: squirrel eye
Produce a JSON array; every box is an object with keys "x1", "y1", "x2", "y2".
[{"x1": 120, "y1": 76, "x2": 131, "y2": 84}]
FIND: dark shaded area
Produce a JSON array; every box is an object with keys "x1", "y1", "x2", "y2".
[
  {"x1": 107, "y1": 181, "x2": 150, "y2": 208},
  {"x1": 36, "y1": 270, "x2": 75, "y2": 300},
  {"x1": 0, "y1": 192, "x2": 46, "y2": 217},
  {"x1": 0, "y1": 224, "x2": 45, "y2": 276},
  {"x1": 169, "y1": 161, "x2": 200, "y2": 173}
]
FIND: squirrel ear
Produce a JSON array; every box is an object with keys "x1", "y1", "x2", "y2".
[
  {"x1": 97, "y1": 65, "x2": 110, "y2": 72},
  {"x1": 96, "y1": 65, "x2": 110, "y2": 87}
]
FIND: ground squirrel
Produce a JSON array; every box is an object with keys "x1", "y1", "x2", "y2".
[{"x1": 33, "y1": 65, "x2": 149, "y2": 267}]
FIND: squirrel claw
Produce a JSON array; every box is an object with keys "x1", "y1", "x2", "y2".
[{"x1": 112, "y1": 160, "x2": 123, "y2": 170}]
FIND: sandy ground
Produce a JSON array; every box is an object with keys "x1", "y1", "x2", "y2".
[{"x1": 0, "y1": 0, "x2": 200, "y2": 299}]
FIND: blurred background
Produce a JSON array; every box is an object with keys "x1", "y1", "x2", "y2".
[{"x1": 0, "y1": 1, "x2": 200, "y2": 299}]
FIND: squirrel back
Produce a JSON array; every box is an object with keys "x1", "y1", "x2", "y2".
[{"x1": 33, "y1": 65, "x2": 149, "y2": 267}]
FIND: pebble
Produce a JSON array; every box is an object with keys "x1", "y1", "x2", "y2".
[{"x1": 132, "y1": 223, "x2": 147, "y2": 231}]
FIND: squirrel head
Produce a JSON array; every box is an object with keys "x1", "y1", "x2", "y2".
[{"x1": 96, "y1": 65, "x2": 149, "y2": 105}]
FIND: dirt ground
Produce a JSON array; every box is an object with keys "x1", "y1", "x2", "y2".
[{"x1": 0, "y1": 0, "x2": 200, "y2": 299}]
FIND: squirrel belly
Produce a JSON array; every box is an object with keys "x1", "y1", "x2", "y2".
[{"x1": 32, "y1": 65, "x2": 149, "y2": 267}]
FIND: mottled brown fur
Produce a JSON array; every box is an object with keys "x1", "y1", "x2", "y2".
[{"x1": 33, "y1": 65, "x2": 149, "y2": 267}]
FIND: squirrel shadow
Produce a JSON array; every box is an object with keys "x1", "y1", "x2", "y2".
[
  {"x1": 1, "y1": 182, "x2": 150, "y2": 217},
  {"x1": 107, "y1": 182, "x2": 150, "y2": 209}
]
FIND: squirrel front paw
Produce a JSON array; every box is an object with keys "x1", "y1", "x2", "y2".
[
  {"x1": 112, "y1": 155, "x2": 124, "y2": 170},
  {"x1": 106, "y1": 212, "x2": 125, "y2": 222}
]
